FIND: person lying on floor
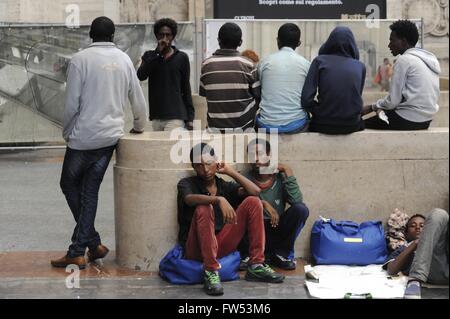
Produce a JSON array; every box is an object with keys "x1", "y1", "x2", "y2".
[
  {"x1": 239, "y1": 138, "x2": 309, "y2": 270},
  {"x1": 383, "y1": 214, "x2": 425, "y2": 276},
  {"x1": 383, "y1": 209, "x2": 449, "y2": 299},
  {"x1": 177, "y1": 143, "x2": 285, "y2": 296}
]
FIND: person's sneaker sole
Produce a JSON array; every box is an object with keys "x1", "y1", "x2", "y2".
[
  {"x1": 205, "y1": 289, "x2": 224, "y2": 296},
  {"x1": 271, "y1": 263, "x2": 296, "y2": 271},
  {"x1": 404, "y1": 295, "x2": 421, "y2": 299},
  {"x1": 244, "y1": 274, "x2": 285, "y2": 283},
  {"x1": 269, "y1": 256, "x2": 297, "y2": 270}
]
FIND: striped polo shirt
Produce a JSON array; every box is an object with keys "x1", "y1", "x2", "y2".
[{"x1": 200, "y1": 49, "x2": 261, "y2": 131}]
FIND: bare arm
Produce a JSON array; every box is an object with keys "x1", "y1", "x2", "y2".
[
  {"x1": 278, "y1": 163, "x2": 294, "y2": 177},
  {"x1": 184, "y1": 194, "x2": 237, "y2": 224},
  {"x1": 387, "y1": 241, "x2": 418, "y2": 276},
  {"x1": 262, "y1": 200, "x2": 279, "y2": 228},
  {"x1": 217, "y1": 163, "x2": 260, "y2": 197},
  {"x1": 184, "y1": 194, "x2": 221, "y2": 207}
]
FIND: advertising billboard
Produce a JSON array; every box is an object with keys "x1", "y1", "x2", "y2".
[{"x1": 214, "y1": 0, "x2": 387, "y2": 19}]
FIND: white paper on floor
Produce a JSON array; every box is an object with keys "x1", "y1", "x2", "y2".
[{"x1": 304, "y1": 264, "x2": 408, "y2": 299}]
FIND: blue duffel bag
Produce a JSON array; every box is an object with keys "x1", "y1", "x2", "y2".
[
  {"x1": 311, "y1": 218, "x2": 388, "y2": 265},
  {"x1": 159, "y1": 244, "x2": 241, "y2": 284}
]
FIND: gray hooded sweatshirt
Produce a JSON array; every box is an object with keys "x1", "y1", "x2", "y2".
[
  {"x1": 375, "y1": 48, "x2": 441, "y2": 122},
  {"x1": 63, "y1": 42, "x2": 148, "y2": 150}
]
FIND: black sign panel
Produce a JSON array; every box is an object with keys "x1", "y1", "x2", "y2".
[{"x1": 214, "y1": 0, "x2": 386, "y2": 19}]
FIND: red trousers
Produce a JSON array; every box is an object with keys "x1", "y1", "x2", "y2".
[{"x1": 185, "y1": 196, "x2": 265, "y2": 271}]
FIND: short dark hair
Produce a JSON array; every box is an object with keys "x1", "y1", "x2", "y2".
[
  {"x1": 218, "y1": 22, "x2": 242, "y2": 49},
  {"x1": 190, "y1": 143, "x2": 215, "y2": 164},
  {"x1": 154, "y1": 18, "x2": 178, "y2": 38},
  {"x1": 390, "y1": 20, "x2": 419, "y2": 46},
  {"x1": 90, "y1": 16, "x2": 115, "y2": 40},
  {"x1": 247, "y1": 138, "x2": 271, "y2": 155},
  {"x1": 406, "y1": 214, "x2": 426, "y2": 227},
  {"x1": 278, "y1": 23, "x2": 301, "y2": 48}
]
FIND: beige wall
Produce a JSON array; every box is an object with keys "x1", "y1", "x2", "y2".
[
  {"x1": 1, "y1": 0, "x2": 447, "y2": 35},
  {"x1": 0, "y1": 0, "x2": 120, "y2": 24},
  {"x1": 119, "y1": 0, "x2": 189, "y2": 23}
]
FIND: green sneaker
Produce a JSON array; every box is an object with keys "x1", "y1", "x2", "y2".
[
  {"x1": 203, "y1": 270, "x2": 224, "y2": 296},
  {"x1": 245, "y1": 264, "x2": 285, "y2": 283}
]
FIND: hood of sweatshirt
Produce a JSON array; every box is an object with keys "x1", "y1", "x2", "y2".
[
  {"x1": 404, "y1": 48, "x2": 441, "y2": 75},
  {"x1": 319, "y1": 26, "x2": 360, "y2": 60}
]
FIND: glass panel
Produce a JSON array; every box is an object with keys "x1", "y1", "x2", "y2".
[{"x1": 0, "y1": 23, "x2": 195, "y2": 144}]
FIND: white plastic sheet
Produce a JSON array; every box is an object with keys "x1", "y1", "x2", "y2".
[{"x1": 305, "y1": 264, "x2": 408, "y2": 299}]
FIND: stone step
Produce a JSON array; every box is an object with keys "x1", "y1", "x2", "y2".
[{"x1": 192, "y1": 92, "x2": 449, "y2": 129}]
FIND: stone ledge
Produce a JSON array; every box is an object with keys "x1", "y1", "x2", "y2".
[
  {"x1": 117, "y1": 128, "x2": 449, "y2": 170},
  {"x1": 192, "y1": 92, "x2": 450, "y2": 129}
]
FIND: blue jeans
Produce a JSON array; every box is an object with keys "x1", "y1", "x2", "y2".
[
  {"x1": 238, "y1": 202, "x2": 310, "y2": 260},
  {"x1": 60, "y1": 145, "x2": 116, "y2": 258},
  {"x1": 409, "y1": 209, "x2": 449, "y2": 284},
  {"x1": 265, "y1": 203, "x2": 310, "y2": 259},
  {"x1": 256, "y1": 115, "x2": 309, "y2": 134}
]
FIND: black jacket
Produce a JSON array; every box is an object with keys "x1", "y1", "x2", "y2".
[
  {"x1": 137, "y1": 47, "x2": 195, "y2": 121},
  {"x1": 177, "y1": 176, "x2": 241, "y2": 247}
]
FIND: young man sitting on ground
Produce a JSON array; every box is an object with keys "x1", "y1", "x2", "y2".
[
  {"x1": 177, "y1": 143, "x2": 285, "y2": 296},
  {"x1": 383, "y1": 209, "x2": 449, "y2": 299},
  {"x1": 239, "y1": 139, "x2": 309, "y2": 270}
]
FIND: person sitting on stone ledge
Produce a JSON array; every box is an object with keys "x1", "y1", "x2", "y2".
[
  {"x1": 177, "y1": 143, "x2": 285, "y2": 296},
  {"x1": 301, "y1": 26, "x2": 366, "y2": 135},
  {"x1": 382, "y1": 209, "x2": 449, "y2": 299},
  {"x1": 238, "y1": 138, "x2": 309, "y2": 270},
  {"x1": 362, "y1": 20, "x2": 441, "y2": 130},
  {"x1": 200, "y1": 22, "x2": 261, "y2": 132},
  {"x1": 256, "y1": 23, "x2": 311, "y2": 134}
]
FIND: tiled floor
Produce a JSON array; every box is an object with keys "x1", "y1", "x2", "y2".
[
  {"x1": 0, "y1": 251, "x2": 310, "y2": 299},
  {"x1": 0, "y1": 251, "x2": 448, "y2": 299}
]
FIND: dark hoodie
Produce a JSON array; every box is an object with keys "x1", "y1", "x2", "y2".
[{"x1": 301, "y1": 27, "x2": 366, "y2": 134}]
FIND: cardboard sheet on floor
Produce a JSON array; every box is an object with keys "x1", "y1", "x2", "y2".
[{"x1": 305, "y1": 264, "x2": 408, "y2": 299}]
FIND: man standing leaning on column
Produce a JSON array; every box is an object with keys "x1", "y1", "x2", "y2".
[{"x1": 51, "y1": 16, "x2": 148, "y2": 269}]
